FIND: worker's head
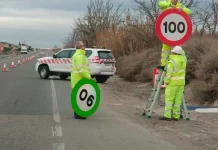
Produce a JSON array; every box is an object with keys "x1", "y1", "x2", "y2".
[
  {"x1": 171, "y1": 46, "x2": 183, "y2": 55},
  {"x1": 171, "y1": 0, "x2": 178, "y2": 5},
  {"x1": 75, "y1": 41, "x2": 86, "y2": 50}
]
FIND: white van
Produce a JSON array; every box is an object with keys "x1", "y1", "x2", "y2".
[
  {"x1": 21, "y1": 46, "x2": 28, "y2": 54},
  {"x1": 35, "y1": 48, "x2": 116, "y2": 83}
]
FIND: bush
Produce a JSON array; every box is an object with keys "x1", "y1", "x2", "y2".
[
  {"x1": 96, "y1": 24, "x2": 218, "y2": 105},
  {"x1": 182, "y1": 35, "x2": 215, "y2": 84},
  {"x1": 116, "y1": 48, "x2": 159, "y2": 82},
  {"x1": 96, "y1": 23, "x2": 161, "y2": 58},
  {"x1": 186, "y1": 37, "x2": 218, "y2": 105}
]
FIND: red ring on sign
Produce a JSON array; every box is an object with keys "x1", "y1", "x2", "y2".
[{"x1": 155, "y1": 8, "x2": 192, "y2": 46}]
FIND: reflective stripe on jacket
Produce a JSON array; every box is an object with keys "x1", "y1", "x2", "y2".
[
  {"x1": 71, "y1": 49, "x2": 91, "y2": 88},
  {"x1": 158, "y1": 0, "x2": 192, "y2": 15},
  {"x1": 165, "y1": 54, "x2": 187, "y2": 86}
]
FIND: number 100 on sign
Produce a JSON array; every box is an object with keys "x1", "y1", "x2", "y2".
[{"x1": 161, "y1": 14, "x2": 187, "y2": 41}]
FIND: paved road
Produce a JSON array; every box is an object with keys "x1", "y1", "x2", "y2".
[
  {"x1": 0, "y1": 52, "x2": 37, "y2": 71},
  {"x1": 0, "y1": 50, "x2": 177, "y2": 150}
]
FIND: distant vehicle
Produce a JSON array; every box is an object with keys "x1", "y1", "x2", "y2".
[
  {"x1": 40, "y1": 49, "x2": 46, "y2": 54},
  {"x1": 35, "y1": 48, "x2": 116, "y2": 83},
  {"x1": 21, "y1": 46, "x2": 28, "y2": 54}
]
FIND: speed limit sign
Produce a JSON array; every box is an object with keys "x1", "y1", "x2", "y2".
[
  {"x1": 155, "y1": 8, "x2": 192, "y2": 46},
  {"x1": 71, "y1": 78, "x2": 100, "y2": 117}
]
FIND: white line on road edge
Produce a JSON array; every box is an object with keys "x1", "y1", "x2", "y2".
[
  {"x1": 51, "y1": 77, "x2": 61, "y2": 123},
  {"x1": 52, "y1": 125, "x2": 63, "y2": 137},
  {"x1": 53, "y1": 143, "x2": 65, "y2": 150},
  {"x1": 50, "y1": 77, "x2": 65, "y2": 150}
]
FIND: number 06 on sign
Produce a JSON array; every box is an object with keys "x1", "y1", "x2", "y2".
[
  {"x1": 155, "y1": 8, "x2": 192, "y2": 46},
  {"x1": 71, "y1": 78, "x2": 101, "y2": 117}
]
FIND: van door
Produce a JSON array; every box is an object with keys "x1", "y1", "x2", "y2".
[
  {"x1": 53, "y1": 50, "x2": 72, "y2": 72},
  {"x1": 66, "y1": 49, "x2": 76, "y2": 72}
]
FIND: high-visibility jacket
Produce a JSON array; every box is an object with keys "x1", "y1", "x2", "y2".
[
  {"x1": 158, "y1": 0, "x2": 192, "y2": 15},
  {"x1": 71, "y1": 49, "x2": 91, "y2": 88},
  {"x1": 165, "y1": 54, "x2": 187, "y2": 86}
]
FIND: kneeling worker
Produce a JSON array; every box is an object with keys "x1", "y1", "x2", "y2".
[{"x1": 160, "y1": 46, "x2": 187, "y2": 121}]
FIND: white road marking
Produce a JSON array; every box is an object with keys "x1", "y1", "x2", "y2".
[
  {"x1": 50, "y1": 77, "x2": 61, "y2": 123},
  {"x1": 50, "y1": 77, "x2": 65, "y2": 150},
  {"x1": 195, "y1": 108, "x2": 218, "y2": 113},
  {"x1": 53, "y1": 143, "x2": 65, "y2": 150},
  {"x1": 52, "y1": 125, "x2": 63, "y2": 137}
]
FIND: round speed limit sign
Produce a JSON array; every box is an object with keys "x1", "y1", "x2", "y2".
[
  {"x1": 71, "y1": 78, "x2": 100, "y2": 117},
  {"x1": 155, "y1": 8, "x2": 192, "y2": 46}
]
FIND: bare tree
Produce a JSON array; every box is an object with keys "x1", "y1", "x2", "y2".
[
  {"x1": 133, "y1": 0, "x2": 196, "y2": 24},
  {"x1": 62, "y1": 32, "x2": 74, "y2": 48},
  {"x1": 72, "y1": 0, "x2": 124, "y2": 47},
  {"x1": 180, "y1": 0, "x2": 194, "y2": 8},
  {"x1": 133, "y1": 0, "x2": 160, "y2": 25},
  {"x1": 211, "y1": 0, "x2": 218, "y2": 35},
  {"x1": 193, "y1": 0, "x2": 218, "y2": 36}
]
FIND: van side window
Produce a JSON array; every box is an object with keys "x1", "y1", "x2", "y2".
[
  {"x1": 98, "y1": 51, "x2": 114, "y2": 59},
  {"x1": 86, "y1": 50, "x2": 92, "y2": 58},
  {"x1": 56, "y1": 50, "x2": 71, "y2": 58},
  {"x1": 69, "y1": 50, "x2": 92, "y2": 58},
  {"x1": 69, "y1": 50, "x2": 76, "y2": 58}
]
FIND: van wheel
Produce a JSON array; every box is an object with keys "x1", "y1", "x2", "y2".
[
  {"x1": 39, "y1": 65, "x2": 49, "y2": 79},
  {"x1": 59, "y1": 74, "x2": 68, "y2": 80},
  {"x1": 95, "y1": 76, "x2": 108, "y2": 83}
]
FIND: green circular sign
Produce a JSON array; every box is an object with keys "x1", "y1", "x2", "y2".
[{"x1": 71, "y1": 78, "x2": 101, "y2": 117}]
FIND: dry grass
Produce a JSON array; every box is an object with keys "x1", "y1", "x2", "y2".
[
  {"x1": 185, "y1": 37, "x2": 218, "y2": 105},
  {"x1": 96, "y1": 25, "x2": 218, "y2": 105},
  {"x1": 116, "y1": 48, "x2": 159, "y2": 82},
  {"x1": 96, "y1": 24, "x2": 161, "y2": 58}
]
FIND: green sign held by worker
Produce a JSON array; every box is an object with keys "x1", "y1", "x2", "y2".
[{"x1": 71, "y1": 78, "x2": 101, "y2": 117}]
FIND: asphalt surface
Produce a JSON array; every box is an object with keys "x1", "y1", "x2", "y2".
[
  {"x1": 0, "y1": 52, "x2": 35, "y2": 71},
  {"x1": 0, "y1": 50, "x2": 177, "y2": 150}
]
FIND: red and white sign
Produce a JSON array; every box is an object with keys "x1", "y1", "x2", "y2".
[
  {"x1": 155, "y1": 8, "x2": 192, "y2": 46},
  {"x1": 153, "y1": 68, "x2": 166, "y2": 88}
]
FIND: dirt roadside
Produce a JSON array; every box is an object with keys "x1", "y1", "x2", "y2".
[{"x1": 99, "y1": 75, "x2": 218, "y2": 150}]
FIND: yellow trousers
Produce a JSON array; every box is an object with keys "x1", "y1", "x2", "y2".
[
  {"x1": 161, "y1": 43, "x2": 171, "y2": 66},
  {"x1": 164, "y1": 85, "x2": 184, "y2": 119}
]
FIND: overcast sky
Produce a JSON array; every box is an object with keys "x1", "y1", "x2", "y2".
[{"x1": 0, "y1": 0, "x2": 134, "y2": 48}]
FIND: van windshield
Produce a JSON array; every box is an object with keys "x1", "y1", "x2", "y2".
[{"x1": 98, "y1": 51, "x2": 114, "y2": 59}]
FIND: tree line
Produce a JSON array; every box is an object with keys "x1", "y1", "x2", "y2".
[{"x1": 62, "y1": 0, "x2": 218, "y2": 56}]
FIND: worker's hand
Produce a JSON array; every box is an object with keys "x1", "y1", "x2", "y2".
[{"x1": 170, "y1": 4, "x2": 176, "y2": 8}]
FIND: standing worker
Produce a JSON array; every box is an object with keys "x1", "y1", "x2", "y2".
[
  {"x1": 71, "y1": 41, "x2": 92, "y2": 120},
  {"x1": 157, "y1": 0, "x2": 191, "y2": 70},
  {"x1": 159, "y1": 46, "x2": 187, "y2": 121}
]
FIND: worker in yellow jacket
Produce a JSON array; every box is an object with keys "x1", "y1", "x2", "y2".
[
  {"x1": 157, "y1": 0, "x2": 191, "y2": 70},
  {"x1": 160, "y1": 46, "x2": 187, "y2": 121},
  {"x1": 71, "y1": 41, "x2": 92, "y2": 119}
]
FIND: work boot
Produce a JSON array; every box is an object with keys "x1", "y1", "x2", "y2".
[
  {"x1": 74, "y1": 112, "x2": 86, "y2": 120},
  {"x1": 74, "y1": 116, "x2": 86, "y2": 120},
  {"x1": 159, "y1": 116, "x2": 171, "y2": 121},
  {"x1": 172, "y1": 118, "x2": 179, "y2": 121}
]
